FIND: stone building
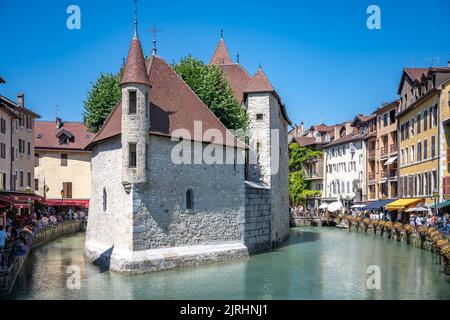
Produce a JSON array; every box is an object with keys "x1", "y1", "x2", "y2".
[
  {"x1": 84, "y1": 25, "x2": 290, "y2": 273},
  {"x1": 34, "y1": 118, "x2": 92, "y2": 209}
]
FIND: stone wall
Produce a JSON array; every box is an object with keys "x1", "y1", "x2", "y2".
[
  {"x1": 244, "y1": 182, "x2": 271, "y2": 253},
  {"x1": 0, "y1": 220, "x2": 84, "y2": 294},
  {"x1": 86, "y1": 136, "x2": 133, "y2": 252},
  {"x1": 132, "y1": 136, "x2": 245, "y2": 250}
]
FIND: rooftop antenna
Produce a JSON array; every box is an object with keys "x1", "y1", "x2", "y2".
[
  {"x1": 220, "y1": 29, "x2": 224, "y2": 39},
  {"x1": 54, "y1": 104, "x2": 60, "y2": 119},
  {"x1": 236, "y1": 52, "x2": 240, "y2": 64},
  {"x1": 133, "y1": 0, "x2": 138, "y2": 38},
  {"x1": 150, "y1": 23, "x2": 162, "y2": 56}
]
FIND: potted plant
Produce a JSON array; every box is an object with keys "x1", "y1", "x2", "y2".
[
  {"x1": 347, "y1": 216, "x2": 353, "y2": 231},
  {"x1": 418, "y1": 226, "x2": 428, "y2": 248},
  {"x1": 378, "y1": 221, "x2": 385, "y2": 237},
  {"x1": 442, "y1": 245, "x2": 450, "y2": 275},
  {"x1": 393, "y1": 222, "x2": 403, "y2": 241},
  {"x1": 372, "y1": 220, "x2": 379, "y2": 235},
  {"x1": 404, "y1": 225, "x2": 414, "y2": 244},
  {"x1": 355, "y1": 217, "x2": 362, "y2": 232},
  {"x1": 337, "y1": 213, "x2": 344, "y2": 224},
  {"x1": 363, "y1": 218, "x2": 371, "y2": 233},
  {"x1": 435, "y1": 240, "x2": 449, "y2": 264},
  {"x1": 385, "y1": 221, "x2": 393, "y2": 239}
]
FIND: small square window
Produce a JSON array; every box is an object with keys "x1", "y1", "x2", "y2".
[{"x1": 256, "y1": 114, "x2": 264, "y2": 120}]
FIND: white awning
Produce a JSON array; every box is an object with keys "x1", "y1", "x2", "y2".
[{"x1": 384, "y1": 156, "x2": 398, "y2": 166}]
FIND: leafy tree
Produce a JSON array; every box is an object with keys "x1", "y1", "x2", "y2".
[
  {"x1": 83, "y1": 72, "x2": 121, "y2": 133},
  {"x1": 288, "y1": 142, "x2": 322, "y2": 206},
  {"x1": 173, "y1": 56, "x2": 248, "y2": 131}
]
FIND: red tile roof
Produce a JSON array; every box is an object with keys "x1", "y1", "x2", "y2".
[
  {"x1": 323, "y1": 133, "x2": 364, "y2": 148},
  {"x1": 120, "y1": 37, "x2": 150, "y2": 87},
  {"x1": 404, "y1": 68, "x2": 428, "y2": 81},
  {"x1": 244, "y1": 68, "x2": 274, "y2": 93},
  {"x1": 210, "y1": 39, "x2": 233, "y2": 65},
  {"x1": 87, "y1": 56, "x2": 246, "y2": 150},
  {"x1": 35, "y1": 120, "x2": 93, "y2": 150},
  {"x1": 293, "y1": 136, "x2": 316, "y2": 147},
  {"x1": 217, "y1": 63, "x2": 251, "y2": 103}
]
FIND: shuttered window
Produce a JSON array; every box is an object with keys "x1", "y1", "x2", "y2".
[{"x1": 63, "y1": 182, "x2": 72, "y2": 199}]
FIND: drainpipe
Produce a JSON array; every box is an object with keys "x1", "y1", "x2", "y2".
[{"x1": 437, "y1": 90, "x2": 442, "y2": 206}]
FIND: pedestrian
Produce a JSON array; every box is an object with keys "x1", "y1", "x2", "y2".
[{"x1": 0, "y1": 226, "x2": 7, "y2": 250}]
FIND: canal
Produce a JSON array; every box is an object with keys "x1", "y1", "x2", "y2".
[{"x1": 7, "y1": 227, "x2": 450, "y2": 300}]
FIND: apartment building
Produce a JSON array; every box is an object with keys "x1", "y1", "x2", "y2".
[
  {"x1": 397, "y1": 65, "x2": 450, "y2": 204},
  {"x1": 323, "y1": 122, "x2": 366, "y2": 207},
  {"x1": 290, "y1": 123, "x2": 336, "y2": 208},
  {"x1": 366, "y1": 101, "x2": 399, "y2": 201},
  {"x1": 0, "y1": 93, "x2": 40, "y2": 192},
  {"x1": 34, "y1": 118, "x2": 92, "y2": 208}
]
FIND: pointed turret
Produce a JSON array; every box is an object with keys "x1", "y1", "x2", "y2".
[
  {"x1": 244, "y1": 67, "x2": 274, "y2": 93},
  {"x1": 120, "y1": 37, "x2": 150, "y2": 87},
  {"x1": 120, "y1": 1, "x2": 151, "y2": 188},
  {"x1": 210, "y1": 37, "x2": 233, "y2": 65}
]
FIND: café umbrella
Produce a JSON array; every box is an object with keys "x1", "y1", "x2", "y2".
[
  {"x1": 328, "y1": 201, "x2": 343, "y2": 213},
  {"x1": 319, "y1": 203, "x2": 329, "y2": 210}
]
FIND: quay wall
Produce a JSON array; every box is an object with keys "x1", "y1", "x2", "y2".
[{"x1": 0, "y1": 220, "x2": 85, "y2": 294}]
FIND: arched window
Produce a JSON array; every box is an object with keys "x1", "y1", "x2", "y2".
[
  {"x1": 103, "y1": 187, "x2": 107, "y2": 212},
  {"x1": 186, "y1": 189, "x2": 194, "y2": 210}
]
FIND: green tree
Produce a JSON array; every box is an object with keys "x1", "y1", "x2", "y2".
[
  {"x1": 288, "y1": 142, "x2": 322, "y2": 206},
  {"x1": 83, "y1": 72, "x2": 121, "y2": 133},
  {"x1": 173, "y1": 56, "x2": 248, "y2": 131}
]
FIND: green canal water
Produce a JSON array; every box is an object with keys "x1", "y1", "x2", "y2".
[{"x1": 8, "y1": 227, "x2": 450, "y2": 300}]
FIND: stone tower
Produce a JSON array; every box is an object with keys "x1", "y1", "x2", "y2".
[
  {"x1": 119, "y1": 30, "x2": 151, "y2": 190},
  {"x1": 244, "y1": 67, "x2": 291, "y2": 245}
]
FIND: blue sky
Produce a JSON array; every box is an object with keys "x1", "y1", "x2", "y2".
[{"x1": 0, "y1": 0, "x2": 449, "y2": 128}]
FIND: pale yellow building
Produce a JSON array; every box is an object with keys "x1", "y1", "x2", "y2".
[
  {"x1": 397, "y1": 66, "x2": 450, "y2": 205},
  {"x1": 34, "y1": 118, "x2": 92, "y2": 208}
]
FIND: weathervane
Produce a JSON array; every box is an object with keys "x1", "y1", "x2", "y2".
[{"x1": 150, "y1": 23, "x2": 162, "y2": 56}]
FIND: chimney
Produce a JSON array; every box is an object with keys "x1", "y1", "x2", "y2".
[
  {"x1": 56, "y1": 117, "x2": 63, "y2": 129},
  {"x1": 17, "y1": 93, "x2": 24, "y2": 107},
  {"x1": 345, "y1": 122, "x2": 353, "y2": 135},
  {"x1": 299, "y1": 122, "x2": 304, "y2": 136},
  {"x1": 448, "y1": 60, "x2": 450, "y2": 68}
]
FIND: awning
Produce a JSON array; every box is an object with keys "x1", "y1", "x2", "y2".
[
  {"x1": 385, "y1": 198, "x2": 423, "y2": 210},
  {"x1": 45, "y1": 199, "x2": 90, "y2": 208},
  {"x1": 431, "y1": 200, "x2": 450, "y2": 209},
  {"x1": 328, "y1": 201, "x2": 343, "y2": 213},
  {"x1": 361, "y1": 199, "x2": 396, "y2": 210},
  {"x1": 319, "y1": 203, "x2": 328, "y2": 210},
  {"x1": 384, "y1": 156, "x2": 398, "y2": 166}
]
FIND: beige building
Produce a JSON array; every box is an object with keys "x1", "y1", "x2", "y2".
[
  {"x1": 366, "y1": 101, "x2": 399, "y2": 201},
  {"x1": 34, "y1": 118, "x2": 92, "y2": 208}
]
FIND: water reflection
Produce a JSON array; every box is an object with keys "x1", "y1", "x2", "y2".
[{"x1": 7, "y1": 227, "x2": 450, "y2": 300}]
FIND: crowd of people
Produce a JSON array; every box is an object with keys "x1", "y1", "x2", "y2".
[
  {"x1": 0, "y1": 207, "x2": 87, "y2": 268},
  {"x1": 291, "y1": 204, "x2": 450, "y2": 236}
]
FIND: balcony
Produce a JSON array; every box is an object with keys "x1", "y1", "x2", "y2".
[
  {"x1": 381, "y1": 170, "x2": 388, "y2": 179},
  {"x1": 368, "y1": 150, "x2": 376, "y2": 160},
  {"x1": 304, "y1": 173, "x2": 324, "y2": 180},
  {"x1": 389, "y1": 169, "x2": 398, "y2": 180},
  {"x1": 390, "y1": 144, "x2": 398, "y2": 154},
  {"x1": 380, "y1": 146, "x2": 388, "y2": 157}
]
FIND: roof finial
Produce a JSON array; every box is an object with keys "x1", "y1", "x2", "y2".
[
  {"x1": 237, "y1": 52, "x2": 240, "y2": 64},
  {"x1": 133, "y1": 0, "x2": 138, "y2": 38},
  {"x1": 258, "y1": 62, "x2": 262, "y2": 69},
  {"x1": 220, "y1": 29, "x2": 224, "y2": 39},
  {"x1": 150, "y1": 23, "x2": 162, "y2": 56}
]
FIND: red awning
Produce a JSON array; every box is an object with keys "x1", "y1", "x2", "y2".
[{"x1": 45, "y1": 199, "x2": 90, "y2": 208}]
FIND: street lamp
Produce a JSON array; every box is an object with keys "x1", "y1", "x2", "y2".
[
  {"x1": 433, "y1": 188, "x2": 439, "y2": 216},
  {"x1": 60, "y1": 189, "x2": 65, "y2": 214}
]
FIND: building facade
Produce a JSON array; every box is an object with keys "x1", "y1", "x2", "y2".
[
  {"x1": 366, "y1": 101, "x2": 399, "y2": 201},
  {"x1": 323, "y1": 132, "x2": 365, "y2": 206},
  {"x1": 397, "y1": 66, "x2": 450, "y2": 204},
  {"x1": 34, "y1": 118, "x2": 92, "y2": 207}
]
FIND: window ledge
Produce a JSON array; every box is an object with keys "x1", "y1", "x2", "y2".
[{"x1": 185, "y1": 209, "x2": 197, "y2": 214}]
